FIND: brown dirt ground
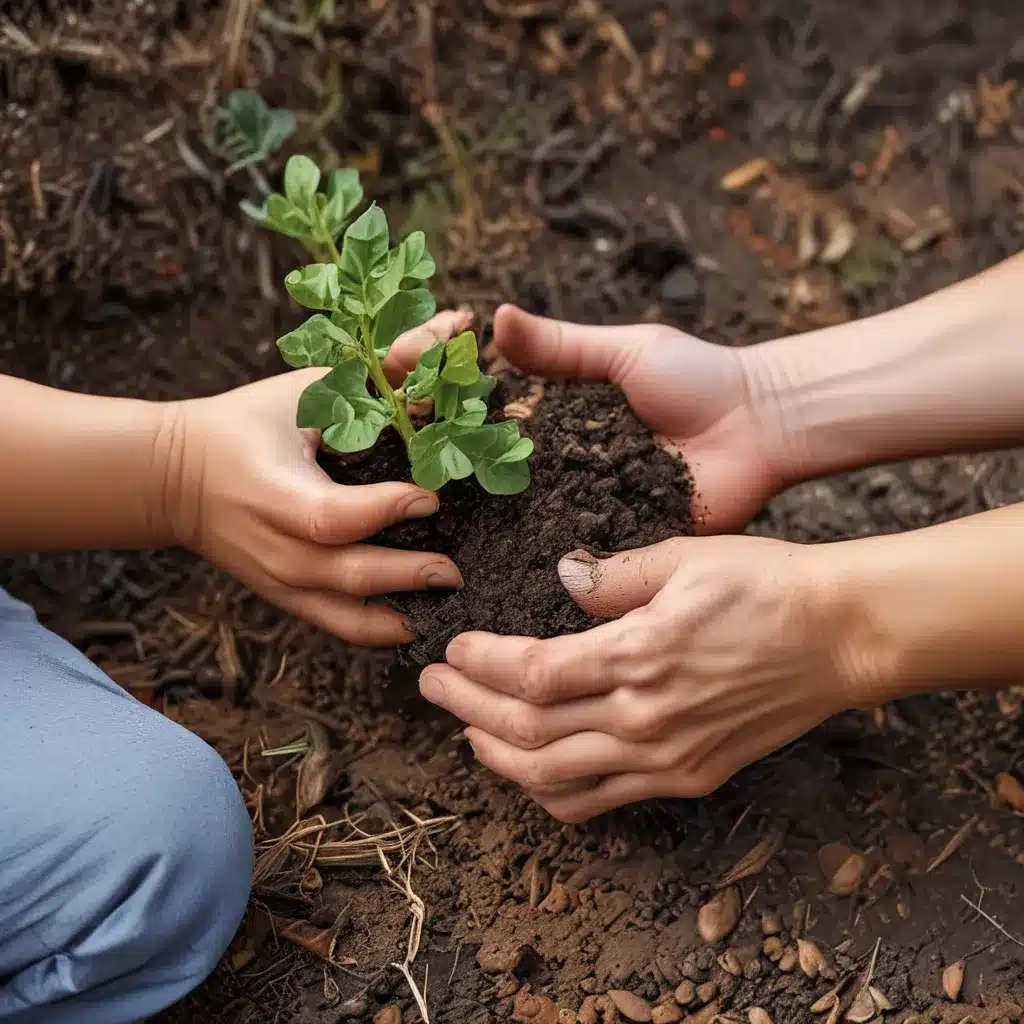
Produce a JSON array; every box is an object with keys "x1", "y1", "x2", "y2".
[{"x1": 4, "y1": 1, "x2": 1024, "y2": 1022}]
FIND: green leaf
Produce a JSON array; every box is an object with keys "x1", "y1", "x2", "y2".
[
  {"x1": 284, "y1": 155, "x2": 321, "y2": 209},
  {"x1": 374, "y1": 288, "x2": 436, "y2": 356},
  {"x1": 330, "y1": 308, "x2": 360, "y2": 338},
  {"x1": 409, "y1": 422, "x2": 475, "y2": 491},
  {"x1": 440, "y1": 331, "x2": 480, "y2": 386},
  {"x1": 262, "y1": 108, "x2": 297, "y2": 154},
  {"x1": 322, "y1": 168, "x2": 363, "y2": 239},
  {"x1": 452, "y1": 396, "x2": 487, "y2": 428},
  {"x1": 277, "y1": 314, "x2": 356, "y2": 368},
  {"x1": 457, "y1": 422, "x2": 534, "y2": 495},
  {"x1": 285, "y1": 263, "x2": 341, "y2": 310},
  {"x1": 434, "y1": 372, "x2": 496, "y2": 422},
  {"x1": 296, "y1": 362, "x2": 393, "y2": 453},
  {"x1": 339, "y1": 204, "x2": 390, "y2": 296},
  {"x1": 263, "y1": 194, "x2": 313, "y2": 242},
  {"x1": 402, "y1": 341, "x2": 444, "y2": 401},
  {"x1": 401, "y1": 231, "x2": 436, "y2": 283}
]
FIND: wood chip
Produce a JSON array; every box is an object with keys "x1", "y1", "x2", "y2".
[
  {"x1": 698, "y1": 886, "x2": 741, "y2": 944},
  {"x1": 942, "y1": 960, "x2": 965, "y2": 1001},
  {"x1": 718, "y1": 831, "x2": 785, "y2": 887},
  {"x1": 927, "y1": 816, "x2": 978, "y2": 873}
]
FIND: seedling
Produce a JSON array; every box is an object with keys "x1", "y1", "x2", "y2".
[
  {"x1": 206, "y1": 89, "x2": 296, "y2": 188},
  {"x1": 251, "y1": 155, "x2": 533, "y2": 495}
]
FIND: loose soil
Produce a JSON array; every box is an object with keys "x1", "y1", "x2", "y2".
[
  {"x1": 329, "y1": 379, "x2": 693, "y2": 668},
  {"x1": 3, "y1": 2, "x2": 1024, "y2": 1024}
]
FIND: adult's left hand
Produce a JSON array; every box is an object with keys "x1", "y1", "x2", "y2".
[{"x1": 419, "y1": 535, "x2": 870, "y2": 821}]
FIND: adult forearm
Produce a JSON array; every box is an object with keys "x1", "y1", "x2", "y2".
[
  {"x1": 823, "y1": 503, "x2": 1024, "y2": 706},
  {"x1": 0, "y1": 375, "x2": 179, "y2": 553},
  {"x1": 742, "y1": 254, "x2": 1024, "y2": 486}
]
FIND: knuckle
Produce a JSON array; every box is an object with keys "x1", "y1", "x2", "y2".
[
  {"x1": 507, "y1": 705, "x2": 543, "y2": 748},
  {"x1": 304, "y1": 494, "x2": 336, "y2": 545},
  {"x1": 519, "y1": 643, "x2": 554, "y2": 703},
  {"x1": 337, "y1": 557, "x2": 374, "y2": 597},
  {"x1": 519, "y1": 756, "x2": 555, "y2": 790}
]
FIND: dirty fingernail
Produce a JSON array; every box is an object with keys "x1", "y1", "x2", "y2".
[
  {"x1": 426, "y1": 564, "x2": 464, "y2": 590},
  {"x1": 558, "y1": 549, "x2": 601, "y2": 594},
  {"x1": 402, "y1": 492, "x2": 439, "y2": 519},
  {"x1": 419, "y1": 673, "x2": 444, "y2": 703}
]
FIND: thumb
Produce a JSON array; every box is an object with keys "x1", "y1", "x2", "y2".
[
  {"x1": 494, "y1": 304, "x2": 652, "y2": 386},
  {"x1": 557, "y1": 539, "x2": 688, "y2": 617}
]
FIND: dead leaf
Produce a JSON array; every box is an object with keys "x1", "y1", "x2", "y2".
[
  {"x1": 869, "y1": 986, "x2": 893, "y2": 1012},
  {"x1": 718, "y1": 831, "x2": 785, "y2": 887},
  {"x1": 845, "y1": 988, "x2": 875, "y2": 1023},
  {"x1": 927, "y1": 816, "x2": 978, "y2": 873},
  {"x1": 296, "y1": 722, "x2": 337, "y2": 815},
  {"x1": 271, "y1": 913, "x2": 355, "y2": 965},
  {"x1": 943, "y1": 960, "x2": 965, "y2": 1001},
  {"x1": 995, "y1": 772, "x2": 1024, "y2": 811}
]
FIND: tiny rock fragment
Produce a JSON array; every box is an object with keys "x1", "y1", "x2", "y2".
[
  {"x1": 748, "y1": 1009, "x2": 773, "y2": 1024},
  {"x1": 540, "y1": 882, "x2": 573, "y2": 914},
  {"x1": 761, "y1": 912, "x2": 783, "y2": 936},
  {"x1": 720, "y1": 156, "x2": 772, "y2": 191},
  {"x1": 778, "y1": 947, "x2": 799, "y2": 972},
  {"x1": 685, "y1": 1002, "x2": 720, "y2": 1024},
  {"x1": 558, "y1": 1012, "x2": 577, "y2": 1024},
  {"x1": 797, "y1": 939, "x2": 827, "y2": 980},
  {"x1": 513, "y1": 989, "x2": 562, "y2": 1024},
  {"x1": 375, "y1": 1008, "x2": 402, "y2": 1024},
  {"x1": 675, "y1": 981, "x2": 697, "y2": 1006},
  {"x1": 717, "y1": 952, "x2": 742, "y2": 977},
  {"x1": 652, "y1": 1002, "x2": 684, "y2": 1023},
  {"x1": 995, "y1": 772, "x2": 1024, "y2": 811},
  {"x1": 607, "y1": 990, "x2": 653, "y2": 1022},
  {"x1": 695, "y1": 982, "x2": 718, "y2": 1005},
  {"x1": 762, "y1": 936, "x2": 784, "y2": 961},
  {"x1": 718, "y1": 831, "x2": 785, "y2": 887},
  {"x1": 819, "y1": 843, "x2": 866, "y2": 896},
  {"x1": 943, "y1": 960, "x2": 965, "y2": 1001},
  {"x1": 578, "y1": 995, "x2": 619, "y2": 1024},
  {"x1": 845, "y1": 987, "x2": 876, "y2": 1023},
  {"x1": 698, "y1": 886, "x2": 741, "y2": 944}
]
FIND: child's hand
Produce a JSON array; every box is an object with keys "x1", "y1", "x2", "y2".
[{"x1": 162, "y1": 310, "x2": 471, "y2": 645}]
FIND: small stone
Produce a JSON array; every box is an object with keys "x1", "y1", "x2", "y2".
[
  {"x1": 943, "y1": 960, "x2": 965, "y2": 1001},
  {"x1": 685, "y1": 1002, "x2": 720, "y2": 1024},
  {"x1": 717, "y1": 952, "x2": 742, "y2": 977},
  {"x1": 697, "y1": 887, "x2": 741, "y2": 944},
  {"x1": 797, "y1": 939, "x2": 827, "y2": 979},
  {"x1": 680, "y1": 955, "x2": 702, "y2": 982},
  {"x1": 540, "y1": 883, "x2": 572, "y2": 915},
  {"x1": 578, "y1": 995, "x2": 618, "y2": 1024},
  {"x1": 748, "y1": 1009, "x2": 773, "y2": 1024},
  {"x1": 336, "y1": 995, "x2": 369, "y2": 1020},
  {"x1": 761, "y1": 912, "x2": 783, "y2": 936},
  {"x1": 580, "y1": 977, "x2": 600, "y2": 995},
  {"x1": 652, "y1": 1002, "x2": 683, "y2": 1023},
  {"x1": 513, "y1": 989, "x2": 561, "y2": 1024},
  {"x1": 659, "y1": 263, "x2": 701, "y2": 306},
  {"x1": 762, "y1": 936, "x2": 783, "y2": 961},
  {"x1": 374, "y1": 1009, "x2": 402, "y2": 1024},
  {"x1": 695, "y1": 982, "x2": 717, "y2": 1005},
  {"x1": 607, "y1": 990, "x2": 652, "y2": 1022},
  {"x1": 674, "y1": 980, "x2": 696, "y2": 1006},
  {"x1": 778, "y1": 948, "x2": 799, "y2": 973},
  {"x1": 743, "y1": 958, "x2": 762, "y2": 980}
]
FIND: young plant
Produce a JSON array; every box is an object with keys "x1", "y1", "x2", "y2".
[
  {"x1": 206, "y1": 89, "x2": 296, "y2": 183},
  {"x1": 257, "y1": 155, "x2": 534, "y2": 495}
]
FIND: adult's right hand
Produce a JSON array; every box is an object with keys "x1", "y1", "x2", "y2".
[{"x1": 493, "y1": 305, "x2": 790, "y2": 533}]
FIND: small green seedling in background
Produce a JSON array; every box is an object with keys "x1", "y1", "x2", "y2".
[
  {"x1": 252, "y1": 154, "x2": 533, "y2": 495},
  {"x1": 206, "y1": 90, "x2": 296, "y2": 185}
]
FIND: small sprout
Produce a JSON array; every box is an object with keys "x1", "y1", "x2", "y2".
[
  {"x1": 206, "y1": 89, "x2": 296, "y2": 178},
  {"x1": 259, "y1": 155, "x2": 533, "y2": 496}
]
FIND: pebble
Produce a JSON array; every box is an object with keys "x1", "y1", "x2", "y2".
[
  {"x1": 540, "y1": 883, "x2": 572, "y2": 915},
  {"x1": 748, "y1": 1009, "x2": 773, "y2": 1024},
  {"x1": 778, "y1": 948, "x2": 799, "y2": 973},
  {"x1": 743, "y1": 958, "x2": 762, "y2": 981},
  {"x1": 374, "y1": 1009, "x2": 402, "y2": 1024},
  {"x1": 512, "y1": 989, "x2": 561, "y2": 1024},
  {"x1": 718, "y1": 951, "x2": 742, "y2": 977},
  {"x1": 695, "y1": 982, "x2": 717, "y2": 1005},
  {"x1": 762, "y1": 937, "x2": 783, "y2": 961},
  {"x1": 659, "y1": 263, "x2": 701, "y2": 305},
  {"x1": 652, "y1": 1003, "x2": 684, "y2": 1023},
  {"x1": 674, "y1": 980, "x2": 696, "y2": 1006},
  {"x1": 607, "y1": 990, "x2": 653, "y2": 1022},
  {"x1": 761, "y1": 912, "x2": 783, "y2": 936},
  {"x1": 335, "y1": 995, "x2": 369, "y2": 1020},
  {"x1": 697, "y1": 887, "x2": 741, "y2": 945}
]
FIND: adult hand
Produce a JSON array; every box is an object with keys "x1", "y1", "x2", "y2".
[
  {"x1": 162, "y1": 310, "x2": 472, "y2": 645},
  {"x1": 420, "y1": 535, "x2": 867, "y2": 820},
  {"x1": 491, "y1": 305, "x2": 790, "y2": 532}
]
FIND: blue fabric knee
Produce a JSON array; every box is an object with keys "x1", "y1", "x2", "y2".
[{"x1": 0, "y1": 588, "x2": 254, "y2": 1023}]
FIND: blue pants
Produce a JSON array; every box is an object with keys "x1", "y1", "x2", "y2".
[{"x1": 0, "y1": 588, "x2": 253, "y2": 1023}]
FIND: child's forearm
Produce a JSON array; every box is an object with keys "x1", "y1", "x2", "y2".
[
  {"x1": 742, "y1": 254, "x2": 1024, "y2": 486},
  {"x1": 824, "y1": 503, "x2": 1024, "y2": 706},
  {"x1": 0, "y1": 375, "x2": 178, "y2": 553}
]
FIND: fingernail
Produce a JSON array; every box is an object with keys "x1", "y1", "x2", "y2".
[
  {"x1": 425, "y1": 564, "x2": 464, "y2": 590},
  {"x1": 446, "y1": 636, "x2": 467, "y2": 670},
  {"x1": 419, "y1": 672, "x2": 443, "y2": 703},
  {"x1": 402, "y1": 492, "x2": 439, "y2": 519},
  {"x1": 557, "y1": 549, "x2": 601, "y2": 594}
]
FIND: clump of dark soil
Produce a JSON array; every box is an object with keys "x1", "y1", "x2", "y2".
[{"x1": 325, "y1": 377, "x2": 694, "y2": 666}]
